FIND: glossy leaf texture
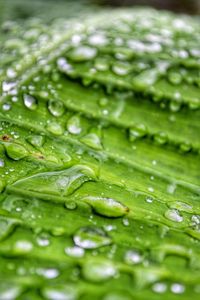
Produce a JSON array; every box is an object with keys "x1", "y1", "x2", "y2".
[{"x1": 0, "y1": 6, "x2": 200, "y2": 300}]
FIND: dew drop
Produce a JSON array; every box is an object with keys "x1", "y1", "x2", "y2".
[
  {"x1": 65, "y1": 246, "x2": 85, "y2": 258},
  {"x1": 170, "y1": 283, "x2": 185, "y2": 294},
  {"x1": 73, "y1": 226, "x2": 112, "y2": 249},
  {"x1": 13, "y1": 240, "x2": 33, "y2": 253},
  {"x1": 46, "y1": 122, "x2": 63, "y2": 136},
  {"x1": 23, "y1": 94, "x2": 37, "y2": 110},
  {"x1": 4, "y1": 143, "x2": 28, "y2": 161},
  {"x1": 82, "y1": 258, "x2": 117, "y2": 282},
  {"x1": 68, "y1": 46, "x2": 97, "y2": 62},
  {"x1": 129, "y1": 124, "x2": 147, "y2": 141},
  {"x1": 42, "y1": 284, "x2": 77, "y2": 300},
  {"x1": 67, "y1": 116, "x2": 82, "y2": 135},
  {"x1": 152, "y1": 282, "x2": 167, "y2": 294},
  {"x1": 48, "y1": 99, "x2": 65, "y2": 117},
  {"x1": 164, "y1": 209, "x2": 183, "y2": 223},
  {"x1": 80, "y1": 133, "x2": 103, "y2": 150},
  {"x1": 27, "y1": 135, "x2": 45, "y2": 148},
  {"x1": 124, "y1": 249, "x2": 143, "y2": 265},
  {"x1": 83, "y1": 196, "x2": 129, "y2": 217}
]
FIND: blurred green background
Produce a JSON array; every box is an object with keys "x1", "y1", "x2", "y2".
[{"x1": 0, "y1": 0, "x2": 199, "y2": 24}]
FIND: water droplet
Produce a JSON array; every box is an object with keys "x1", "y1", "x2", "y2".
[
  {"x1": 124, "y1": 249, "x2": 143, "y2": 265},
  {"x1": 46, "y1": 122, "x2": 63, "y2": 136},
  {"x1": 36, "y1": 232, "x2": 50, "y2": 247},
  {"x1": 65, "y1": 201, "x2": 77, "y2": 210},
  {"x1": 57, "y1": 57, "x2": 73, "y2": 74},
  {"x1": 73, "y1": 226, "x2": 112, "y2": 249},
  {"x1": 23, "y1": 94, "x2": 37, "y2": 110},
  {"x1": 11, "y1": 165, "x2": 96, "y2": 197},
  {"x1": 65, "y1": 246, "x2": 85, "y2": 258},
  {"x1": 169, "y1": 100, "x2": 181, "y2": 112},
  {"x1": 170, "y1": 283, "x2": 185, "y2": 294},
  {"x1": 0, "y1": 283, "x2": 23, "y2": 300},
  {"x1": 129, "y1": 124, "x2": 147, "y2": 141},
  {"x1": 168, "y1": 71, "x2": 182, "y2": 85},
  {"x1": 48, "y1": 100, "x2": 65, "y2": 117},
  {"x1": 68, "y1": 46, "x2": 97, "y2": 62},
  {"x1": 42, "y1": 285, "x2": 78, "y2": 300},
  {"x1": 154, "y1": 132, "x2": 168, "y2": 145},
  {"x1": 152, "y1": 282, "x2": 167, "y2": 294},
  {"x1": 82, "y1": 258, "x2": 117, "y2": 282},
  {"x1": 2, "y1": 103, "x2": 11, "y2": 111},
  {"x1": 94, "y1": 58, "x2": 109, "y2": 71},
  {"x1": 164, "y1": 209, "x2": 183, "y2": 223},
  {"x1": 83, "y1": 196, "x2": 129, "y2": 217},
  {"x1": 2, "y1": 81, "x2": 16, "y2": 92},
  {"x1": 67, "y1": 116, "x2": 82, "y2": 135},
  {"x1": 103, "y1": 291, "x2": 132, "y2": 300},
  {"x1": 98, "y1": 97, "x2": 108, "y2": 107},
  {"x1": 0, "y1": 159, "x2": 5, "y2": 167},
  {"x1": 179, "y1": 141, "x2": 191, "y2": 153},
  {"x1": 0, "y1": 216, "x2": 19, "y2": 240},
  {"x1": 27, "y1": 135, "x2": 45, "y2": 148},
  {"x1": 37, "y1": 268, "x2": 59, "y2": 279},
  {"x1": 112, "y1": 62, "x2": 130, "y2": 76},
  {"x1": 4, "y1": 143, "x2": 28, "y2": 161},
  {"x1": 80, "y1": 133, "x2": 103, "y2": 150},
  {"x1": 13, "y1": 240, "x2": 33, "y2": 253},
  {"x1": 88, "y1": 33, "x2": 108, "y2": 46},
  {"x1": 169, "y1": 201, "x2": 193, "y2": 213}
]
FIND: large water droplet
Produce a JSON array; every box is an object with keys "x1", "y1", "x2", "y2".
[
  {"x1": 164, "y1": 209, "x2": 183, "y2": 223},
  {"x1": 73, "y1": 226, "x2": 112, "y2": 249},
  {"x1": 4, "y1": 143, "x2": 28, "y2": 161},
  {"x1": 48, "y1": 100, "x2": 65, "y2": 117},
  {"x1": 23, "y1": 94, "x2": 37, "y2": 110},
  {"x1": 83, "y1": 196, "x2": 129, "y2": 217},
  {"x1": 82, "y1": 258, "x2": 117, "y2": 282},
  {"x1": 11, "y1": 165, "x2": 97, "y2": 197}
]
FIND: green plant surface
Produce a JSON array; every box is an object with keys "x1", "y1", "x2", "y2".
[{"x1": 0, "y1": 6, "x2": 200, "y2": 300}]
